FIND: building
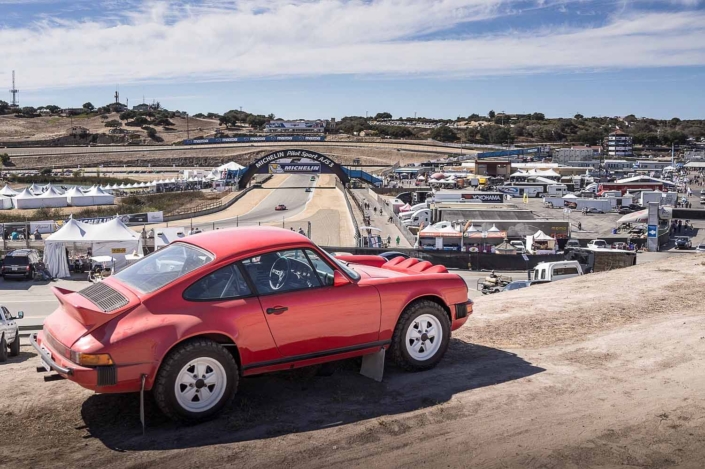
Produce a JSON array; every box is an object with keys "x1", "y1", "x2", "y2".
[
  {"x1": 605, "y1": 130, "x2": 633, "y2": 157},
  {"x1": 38, "y1": 108, "x2": 52, "y2": 116},
  {"x1": 552, "y1": 146, "x2": 600, "y2": 164},
  {"x1": 264, "y1": 120, "x2": 326, "y2": 133},
  {"x1": 132, "y1": 103, "x2": 150, "y2": 112},
  {"x1": 474, "y1": 159, "x2": 511, "y2": 177}
]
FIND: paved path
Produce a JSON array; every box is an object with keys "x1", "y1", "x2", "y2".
[{"x1": 350, "y1": 189, "x2": 412, "y2": 248}]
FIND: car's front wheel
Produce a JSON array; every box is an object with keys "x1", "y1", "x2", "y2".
[
  {"x1": 9, "y1": 331, "x2": 20, "y2": 357},
  {"x1": 390, "y1": 300, "x2": 451, "y2": 372},
  {"x1": 154, "y1": 339, "x2": 239, "y2": 422}
]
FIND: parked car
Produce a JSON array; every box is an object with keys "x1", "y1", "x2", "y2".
[
  {"x1": 587, "y1": 239, "x2": 608, "y2": 249},
  {"x1": 628, "y1": 204, "x2": 644, "y2": 211},
  {"x1": 617, "y1": 207, "x2": 633, "y2": 215},
  {"x1": 585, "y1": 208, "x2": 604, "y2": 214},
  {"x1": 378, "y1": 251, "x2": 410, "y2": 261},
  {"x1": 275, "y1": 204, "x2": 287, "y2": 211},
  {"x1": 32, "y1": 227, "x2": 472, "y2": 422},
  {"x1": 695, "y1": 243, "x2": 705, "y2": 253},
  {"x1": 305, "y1": 187, "x2": 312, "y2": 192},
  {"x1": 502, "y1": 280, "x2": 531, "y2": 292},
  {"x1": 0, "y1": 306, "x2": 23, "y2": 361},
  {"x1": 563, "y1": 239, "x2": 581, "y2": 252},
  {"x1": 675, "y1": 237, "x2": 692, "y2": 250},
  {"x1": 1, "y1": 249, "x2": 41, "y2": 280},
  {"x1": 611, "y1": 242, "x2": 628, "y2": 250}
]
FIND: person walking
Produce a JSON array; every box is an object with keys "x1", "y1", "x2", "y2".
[
  {"x1": 386, "y1": 235, "x2": 391, "y2": 246},
  {"x1": 395, "y1": 235, "x2": 400, "y2": 247}
]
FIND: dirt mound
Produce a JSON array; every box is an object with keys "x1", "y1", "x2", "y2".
[{"x1": 460, "y1": 257, "x2": 705, "y2": 348}]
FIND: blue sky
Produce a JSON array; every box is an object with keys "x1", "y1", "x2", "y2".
[{"x1": 1, "y1": 0, "x2": 705, "y2": 119}]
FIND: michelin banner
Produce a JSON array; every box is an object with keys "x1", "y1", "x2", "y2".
[
  {"x1": 183, "y1": 136, "x2": 326, "y2": 145},
  {"x1": 269, "y1": 163, "x2": 321, "y2": 174}
]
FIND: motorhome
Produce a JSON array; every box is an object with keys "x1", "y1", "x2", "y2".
[
  {"x1": 532, "y1": 261, "x2": 583, "y2": 284},
  {"x1": 399, "y1": 203, "x2": 428, "y2": 220}
]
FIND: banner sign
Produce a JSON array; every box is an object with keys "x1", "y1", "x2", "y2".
[
  {"x1": 29, "y1": 220, "x2": 57, "y2": 234},
  {"x1": 183, "y1": 136, "x2": 326, "y2": 145},
  {"x1": 563, "y1": 200, "x2": 578, "y2": 209},
  {"x1": 269, "y1": 163, "x2": 321, "y2": 174},
  {"x1": 460, "y1": 193, "x2": 504, "y2": 203},
  {"x1": 68, "y1": 211, "x2": 164, "y2": 225}
]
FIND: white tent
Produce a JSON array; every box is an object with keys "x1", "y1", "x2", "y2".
[
  {"x1": 36, "y1": 185, "x2": 68, "y2": 208},
  {"x1": 28, "y1": 183, "x2": 45, "y2": 195},
  {"x1": 0, "y1": 195, "x2": 12, "y2": 210},
  {"x1": 45, "y1": 184, "x2": 64, "y2": 195},
  {"x1": 533, "y1": 230, "x2": 554, "y2": 241},
  {"x1": 66, "y1": 187, "x2": 89, "y2": 206},
  {"x1": 43, "y1": 217, "x2": 143, "y2": 278},
  {"x1": 12, "y1": 188, "x2": 42, "y2": 209},
  {"x1": 0, "y1": 184, "x2": 18, "y2": 197},
  {"x1": 84, "y1": 186, "x2": 115, "y2": 205}
]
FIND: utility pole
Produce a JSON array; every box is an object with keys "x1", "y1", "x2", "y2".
[{"x1": 9, "y1": 71, "x2": 19, "y2": 108}]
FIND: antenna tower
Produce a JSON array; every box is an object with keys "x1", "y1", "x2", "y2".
[{"x1": 9, "y1": 71, "x2": 19, "y2": 108}]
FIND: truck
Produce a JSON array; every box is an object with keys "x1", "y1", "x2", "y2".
[
  {"x1": 498, "y1": 184, "x2": 569, "y2": 198},
  {"x1": 402, "y1": 208, "x2": 432, "y2": 227},
  {"x1": 532, "y1": 261, "x2": 583, "y2": 284},
  {"x1": 399, "y1": 203, "x2": 428, "y2": 220},
  {"x1": 429, "y1": 191, "x2": 504, "y2": 204}
]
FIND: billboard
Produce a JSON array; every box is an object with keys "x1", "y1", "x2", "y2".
[
  {"x1": 183, "y1": 136, "x2": 325, "y2": 145},
  {"x1": 66, "y1": 212, "x2": 164, "y2": 225},
  {"x1": 269, "y1": 163, "x2": 321, "y2": 174},
  {"x1": 265, "y1": 121, "x2": 325, "y2": 130},
  {"x1": 460, "y1": 193, "x2": 504, "y2": 203}
]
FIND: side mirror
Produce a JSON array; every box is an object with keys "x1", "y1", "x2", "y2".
[
  {"x1": 17, "y1": 311, "x2": 24, "y2": 319},
  {"x1": 333, "y1": 271, "x2": 351, "y2": 287}
]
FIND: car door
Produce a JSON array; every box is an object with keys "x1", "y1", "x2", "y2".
[
  {"x1": 242, "y1": 248, "x2": 381, "y2": 358},
  {"x1": 0, "y1": 307, "x2": 14, "y2": 344}
]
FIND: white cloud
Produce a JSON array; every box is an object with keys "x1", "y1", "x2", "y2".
[{"x1": 1, "y1": 0, "x2": 704, "y2": 91}]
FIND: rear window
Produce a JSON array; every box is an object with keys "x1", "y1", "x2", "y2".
[
  {"x1": 4, "y1": 256, "x2": 28, "y2": 266},
  {"x1": 115, "y1": 243, "x2": 214, "y2": 293}
]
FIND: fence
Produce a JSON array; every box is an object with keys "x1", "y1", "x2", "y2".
[
  {"x1": 337, "y1": 179, "x2": 361, "y2": 243},
  {"x1": 371, "y1": 188, "x2": 417, "y2": 247}
]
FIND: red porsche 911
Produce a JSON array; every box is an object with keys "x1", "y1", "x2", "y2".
[{"x1": 32, "y1": 227, "x2": 471, "y2": 422}]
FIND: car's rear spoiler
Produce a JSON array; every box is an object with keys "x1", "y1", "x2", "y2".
[{"x1": 52, "y1": 286, "x2": 129, "y2": 329}]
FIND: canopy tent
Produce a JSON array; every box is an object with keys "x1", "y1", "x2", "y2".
[
  {"x1": 12, "y1": 188, "x2": 42, "y2": 209},
  {"x1": 494, "y1": 240, "x2": 518, "y2": 255},
  {"x1": 66, "y1": 187, "x2": 89, "y2": 206},
  {"x1": 36, "y1": 185, "x2": 68, "y2": 208},
  {"x1": 83, "y1": 186, "x2": 115, "y2": 205},
  {"x1": 43, "y1": 217, "x2": 143, "y2": 278},
  {"x1": 0, "y1": 196, "x2": 12, "y2": 210},
  {"x1": 28, "y1": 183, "x2": 45, "y2": 195},
  {"x1": 45, "y1": 184, "x2": 65, "y2": 195},
  {"x1": 0, "y1": 184, "x2": 18, "y2": 197},
  {"x1": 617, "y1": 209, "x2": 648, "y2": 224},
  {"x1": 533, "y1": 230, "x2": 554, "y2": 241}
]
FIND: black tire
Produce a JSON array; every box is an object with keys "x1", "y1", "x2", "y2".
[
  {"x1": 9, "y1": 330, "x2": 20, "y2": 357},
  {"x1": 389, "y1": 300, "x2": 451, "y2": 372},
  {"x1": 0, "y1": 336, "x2": 7, "y2": 362},
  {"x1": 153, "y1": 338, "x2": 239, "y2": 423}
]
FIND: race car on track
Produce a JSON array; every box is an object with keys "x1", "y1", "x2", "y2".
[
  {"x1": 275, "y1": 204, "x2": 287, "y2": 211},
  {"x1": 31, "y1": 227, "x2": 472, "y2": 422}
]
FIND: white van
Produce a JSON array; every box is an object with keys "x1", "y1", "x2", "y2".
[{"x1": 532, "y1": 261, "x2": 583, "y2": 284}]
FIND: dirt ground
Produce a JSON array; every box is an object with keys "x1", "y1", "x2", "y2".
[{"x1": 1, "y1": 257, "x2": 704, "y2": 468}]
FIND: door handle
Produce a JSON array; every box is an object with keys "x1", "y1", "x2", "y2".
[{"x1": 266, "y1": 306, "x2": 288, "y2": 315}]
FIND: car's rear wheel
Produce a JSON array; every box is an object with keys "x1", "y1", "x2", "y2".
[
  {"x1": 0, "y1": 336, "x2": 7, "y2": 362},
  {"x1": 154, "y1": 339, "x2": 239, "y2": 423},
  {"x1": 9, "y1": 331, "x2": 20, "y2": 357},
  {"x1": 390, "y1": 300, "x2": 450, "y2": 372}
]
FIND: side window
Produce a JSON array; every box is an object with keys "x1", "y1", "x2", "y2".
[
  {"x1": 184, "y1": 264, "x2": 251, "y2": 301},
  {"x1": 540, "y1": 269, "x2": 546, "y2": 280},
  {"x1": 304, "y1": 249, "x2": 335, "y2": 286},
  {"x1": 242, "y1": 249, "x2": 321, "y2": 295},
  {"x1": 0, "y1": 308, "x2": 5, "y2": 321}
]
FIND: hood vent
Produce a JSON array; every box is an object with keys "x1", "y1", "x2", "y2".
[{"x1": 78, "y1": 282, "x2": 128, "y2": 312}]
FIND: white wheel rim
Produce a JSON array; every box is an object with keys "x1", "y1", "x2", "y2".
[
  {"x1": 405, "y1": 314, "x2": 443, "y2": 361},
  {"x1": 174, "y1": 357, "x2": 227, "y2": 413}
]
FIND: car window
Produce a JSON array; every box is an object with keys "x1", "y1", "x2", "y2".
[
  {"x1": 115, "y1": 243, "x2": 214, "y2": 293},
  {"x1": 540, "y1": 269, "x2": 546, "y2": 280},
  {"x1": 0, "y1": 308, "x2": 5, "y2": 322},
  {"x1": 304, "y1": 249, "x2": 335, "y2": 286},
  {"x1": 5, "y1": 256, "x2": 28, "y2": 266},
  {"x1": 184, "y1": 264, "x2": 251, "y2": 301},
  {"x1": 242, "y1": 249, "x2": 321, "y2": 295}
]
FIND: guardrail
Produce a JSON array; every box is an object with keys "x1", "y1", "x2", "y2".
[
  {"x1": 371, "y1": 190, "x2": 417, "y2": 247},
  {"x1": 336, "y1": 179, "x2": 361, "y2": 244}
]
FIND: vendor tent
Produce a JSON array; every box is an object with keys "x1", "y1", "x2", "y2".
[
  {"x1": 12, "y1": 188, "x2": 42, "y2": 209},
  {"x1": 43, "y1": 217, "x2": 143, "y2": 278},
  {"x1": 0, "y1": 195, "x2": 12, "y2": 210},
  {"x1": 0, "y1": 184, "x2": 18, "y2": 197},
  {"x1": 66, "y1": 187, "x2": 90, "y2": 206},
  {"x1": 533, "y1": 230, "x2": 554, "y2": 241},
  {"x1": 28, "y1": 183, "x2": 44, "y2": 195},
  {"x1": 36, "y1": 185, "x2": 68, "y2": 208},
  {"x1": 84, "y1": 186, "x2": 114, "y2": 205}
]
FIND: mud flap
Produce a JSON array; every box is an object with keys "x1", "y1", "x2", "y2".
[{"x1": 360, "y1": 347, "x2": 385, "y2": 382}]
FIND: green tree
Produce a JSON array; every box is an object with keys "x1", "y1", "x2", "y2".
[
  {"x1": 468, "y1": 113, "x2": 481, "y2": 120},
  {"x1": 104, "y1": 119, "x2": 122, "y2": 128},
  {"x1": 82, "y1": 102, "x2": 95, "y2": 112},
  {"x1": 430, "y1": 125, "x2": 458, "y2": 142},
  {"x1": 0, "y1": 100, "x2": 10, "y2": 114},
  {"x1": 0, "y1": 153, "x2": 10, "y2": 166},
  {"x1": 574, "y1": 113, "x2": 584, "y2": 119},
  {"x1": 479, "y1": 125, "x2": 513, "y2": 144},
  {"x1": 143, "y1": 126, "x2": 158, "y2": 139},
  {"x1": 40, "y1": 167, "x2": 53, "y2": 175},
  {"x1": 531, "y1": 112, "x2": 545, "y2": 121},
  {"x1": 374, "y1": 112, "x2": 392, "y2": 119},
  {"x1": 488, "y1": 110, "x2": 496, "y2": 119},
  {"x1": 119, "y1": 110, "x2": 137, "y2": 122},
  {"x1": 246, "y1": 114, "x2": 268, "y2": 129}
]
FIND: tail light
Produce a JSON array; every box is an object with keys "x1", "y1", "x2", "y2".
[{"x1": 26, "y1": 266, "x2": 30, "y2": 271}]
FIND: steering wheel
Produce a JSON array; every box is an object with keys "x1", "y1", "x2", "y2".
[{"x1": 269, "y1": 256, "x2": 290, "y2": 291}]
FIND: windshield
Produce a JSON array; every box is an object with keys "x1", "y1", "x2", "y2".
[
  {"x1": 4, "y1": 256, "x2": 28, "y2": 266},
  {"x1": 322, "y1": 250, "x2": 361, "y2": 280},
  {"x1": 115, "y1": 243, "x2": 214, "y2": 293}
]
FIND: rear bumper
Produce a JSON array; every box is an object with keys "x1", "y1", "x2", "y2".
[
  {"x1": 452, "y1": 299, "x2": 473, "y2": 331},
  {"x1": 31, "y1": 332, "x2": 153, "y2": 393}
]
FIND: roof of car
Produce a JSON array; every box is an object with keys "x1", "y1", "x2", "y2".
[{"x1": 176, "y1": 226, "x2": 312, "y2": 259}]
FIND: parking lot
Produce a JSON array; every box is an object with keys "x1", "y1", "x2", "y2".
[{"x1": 1, "y1": 256, "x2": 704, "y2": 468}]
